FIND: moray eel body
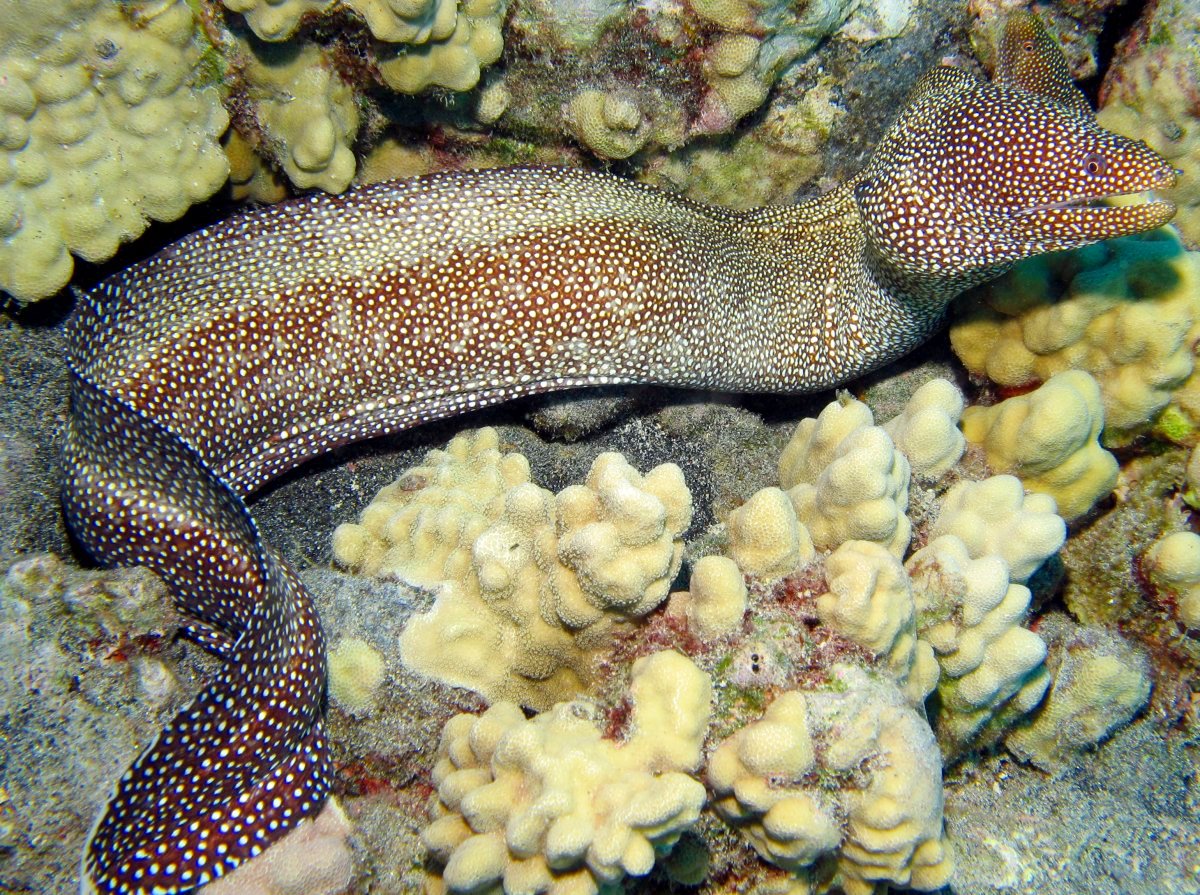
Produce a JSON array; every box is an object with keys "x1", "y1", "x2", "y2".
[{"x1": 68, "y1": 15, "x2": 1175, "y2": 894}]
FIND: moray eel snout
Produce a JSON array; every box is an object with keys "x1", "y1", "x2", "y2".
[{"x1": 1002, "y1": 124, "x2": 1179, "y2": 243}]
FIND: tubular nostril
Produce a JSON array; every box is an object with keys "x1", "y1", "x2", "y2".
[{"x1": 1157, "y1": 167, "x2": 1181, "y2": 188}]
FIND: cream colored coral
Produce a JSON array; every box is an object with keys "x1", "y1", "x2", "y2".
[
  {"x1": 327, "y1": 636, "x2": 386, "y2": 715},
  {"x1": 376, "y1": 0, "x2": 504, "y2": 93},
  {"x1": 780, "y1": 396, "x2": 911, "y2": 556},
  {"x1": 726, "y1": 486, "x2": 814, "y2": 579},
  {"x1": 205, "y1": 797, "x2": 354, "y2": 895},
  {"x1": 0, "y1": 0, "x2": 229, "y2": 302},
  {"x1": 333, "y1": 428, "x2": 692, "y2": 709},
  {"x1": 423, "y1": 651, "x2": 711, "y2": 894},
  {"x1": 224, "y1": 130, "x2": 288, "y2": 203},
  {"x1": 1187, "y1": 443, "x2": 1200, "y2": 509},
  {"x1": 565, "y1": 88, "x2": 648, "y2": 160},
  {"x1": 906, "y1": 535, "x2": 1050, "y2": 752},
  {"x1": 346, "y1": 0, "x2": 457, "y2": 44},
  {"x1": 1144, "y1": 530, "x2": 1200, "y2": 629},
  {"x1": 222, "y1": 0, "x2": 332, "y2": 41},
  {"x1": 961, "y1": 371, "x2": 1118, "y2": 520},
  {"x1": 930, "y1": 475, "x2": 1065, "y2": 583},
  {"x1": 1098, "y1": 16, "x2": 1200, "y2": 247},
  {"x1": 475, "y1": 79, "x2": 511, "y2": 124},
  {"x1": 950, "y1": 229, "x2": 1200, "y2": 436},
  {"x1": 882, "y1": 378, "x2": 965, "y2": 479},
  {"x1": 690, "y1": 0, "x2": 755, "y2": 30},
  {"x1": 331, "y1": 427, "x2": 528, "y2": 579},
  {"x1": 821, "y1": 540, "x2": 937, "y2": 704},
  {"x1": 1006, "y1": 623, "x2": 1151, "y2": 771},
  {"x1": 240, "y1": 39, "x2": 358, "y2": 192},
  {"x1": 708, "y1": 666, "x2": 952, "y2": 895},
  {"x1": 779, "y1": 394, "x2": 873, "y2": 486},
  {"x1": 552, "y1": 452, "x2": 692, "y2": 622},
  {"x1": 682, "y1": 555, "x2": 747, "y2": 640},
  {"x1": 704, "y1": 34, "x2": 769, "y2": 124}
]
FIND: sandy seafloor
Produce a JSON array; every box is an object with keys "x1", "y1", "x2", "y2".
[{"x1": 1, "y1": 294, "x2": 1198, "y2": 894}]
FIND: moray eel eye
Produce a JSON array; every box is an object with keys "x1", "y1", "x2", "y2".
[{"x1": 1084, "y1": 152, "x2": 1106, "y2": 176}]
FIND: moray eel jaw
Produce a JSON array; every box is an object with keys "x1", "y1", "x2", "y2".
[{"x1": 1009, "y1": 183, "x2": 1178, "y2": 247}]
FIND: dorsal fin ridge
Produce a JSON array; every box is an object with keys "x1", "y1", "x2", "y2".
[{"x1": 996, "y1": 10, "x2": 1094, "y2": 117}]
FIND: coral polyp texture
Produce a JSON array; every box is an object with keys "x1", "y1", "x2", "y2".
[
  {"x1": 726, "y1": 485, "x2": 815, "y2": 580},
  {"x1": 950, "y1": 229, "x2": 1200, "y2": 440},
  {"x1": 236, "y1": 37, "x2": 360, "y2": 193},
  {"x1": 333, "y1": 427, "x2": 692, "y2": 709},
  {"x1": 423, "y1": 650, "x2": 711, "y2": 894},
  {"x1": 676, "y1": 554, "x2": 748, "y2": 640},
  {"x1": 778, "y1": 395, "x2": 912, "y2": 557},
  {"x1": 929, "y1": 476, "x2": 1066, "y2": 584},
  {"x1": 1143, "y1": 530, "x2": 1200, "y2": 630},
  {"x1": 881, "y1": 378, "x2": 966, "y2": 480},
  {"x1": 223, "y1": 0, "x2": 333, "y2": 42},
  {"x1": 1099, "y1": 0, "x2": 1200, "y2": 247},
  {"x1": 0, "y1": 0, "x2": 229, "y2": 302},
  {"x1": 1004, "y1": 616, "x2": 1152, "y2": 772},
  {"x1": 821, "y1": 540, "x2": 938, "y2": 704},
  {"x1": 326, "y1": 636, "x2": 387, "y2": 715},
  {"x1": 374, "y1": 0, "x2": 505, "y2": 93},
  {"x1": 708, "y1": 666, "x2": 953, "y2": 895},
  {"x1": 961, "y1": 370, "x2": 1119, "y2": 520},
  {"x1": 905, "y1": 536, "x2": 1050, "y2": 754}
]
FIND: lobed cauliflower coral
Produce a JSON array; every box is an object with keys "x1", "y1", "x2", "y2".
[
  {"x1": 905, "y1": 536, "x2": 1050, "y2": 754},
  {"x1": 236, "y1": 37, "x2": 359, "y2": 193},
  {"x1": 1005, "y1": 617, "x2": 1151, "y2": 772},
  {"x1": 961, "y1": 370, "x2": 1118, "y2": 520},
  {"x1": 0, "y1": 0, "x2": 229, "y2": 302},
  {"x1": 821, "y1": 540, "x2": 938, "y2": 705},
  {"x1": 930, "y1": 476, "x2": 1065, "y2": 584},
  {"x1": 778, "y1": 395, "x2": 912, "y2": 557},
  {"x1": 222, "y1": 0, "x2": 333, "y2": 42},
  {"x1": 881, "y1": 378, "x2": 966, "y2": 480},
  {"x1": 423, "y1": 651, "x2": 711, "y2": 895},
  {"x1": 726, "y1": 486, "x2": 814, "y2": 580},
  {"x1": 676, "y1": 554, "x2": 748, "y2": 641},
  {"x1": 1099, "y1": 0, "x2": 1200, "y2": 247},
  {"x1": 1143, "y1": 530, "x2": 1200, "y2": 630},
  {"x1": 375, "y1": 0, "x2": 505, "y2": 93},
  {"x1": 325, "y1": 379, "x2": 1119, "y2": 894},
  {"x1": 950, "y1": 229, "x2": 1200, "y2": 439},
  {"x1": 564, "y1": 88, "x2": 648, "y2": 160},
  {"x1": 333, "y1": 427, "x2": 692, "y2": 709},
  {"x1": 708, "y1": 665, "x2": 953, "y2": 895}
]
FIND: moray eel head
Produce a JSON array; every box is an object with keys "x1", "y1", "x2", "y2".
[{"x1": 858, "y1": 12, "x2": 1177, "y2": 284}]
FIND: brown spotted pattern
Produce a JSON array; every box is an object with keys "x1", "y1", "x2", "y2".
[{"x1": 66, "y1": 15, "x2": 1176, "y2": 895}]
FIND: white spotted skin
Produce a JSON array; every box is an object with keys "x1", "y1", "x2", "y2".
[{"x1": 66, "y1": 23, "x2": 1177, "y2": 895}]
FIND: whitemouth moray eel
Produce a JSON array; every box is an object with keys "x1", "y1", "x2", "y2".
[{"x1": 66, "y1": 14, "x2": 1176, "y2": 894}]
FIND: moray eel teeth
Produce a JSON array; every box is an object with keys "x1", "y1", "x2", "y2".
[{"x1": 67, "y1": 13, "x2": 1176, "y2": 895}]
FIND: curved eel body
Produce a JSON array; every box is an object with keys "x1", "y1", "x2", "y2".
[{"x1": 67, "y1": 15, "x2": 1175, "y2": 894}]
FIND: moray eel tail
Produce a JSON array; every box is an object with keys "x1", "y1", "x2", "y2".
[{"x1": 64, "y1": 370, "x2": 330, "y2": 894}]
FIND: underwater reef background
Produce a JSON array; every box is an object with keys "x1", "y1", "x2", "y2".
[{"x1": 2, "y1": 0, "x2": 1200, "y2": 894}]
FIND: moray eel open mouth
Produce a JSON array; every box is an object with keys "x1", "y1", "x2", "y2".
[{"x1": 1012, "y1": 168, "x2": 1179, "y2": 244}]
